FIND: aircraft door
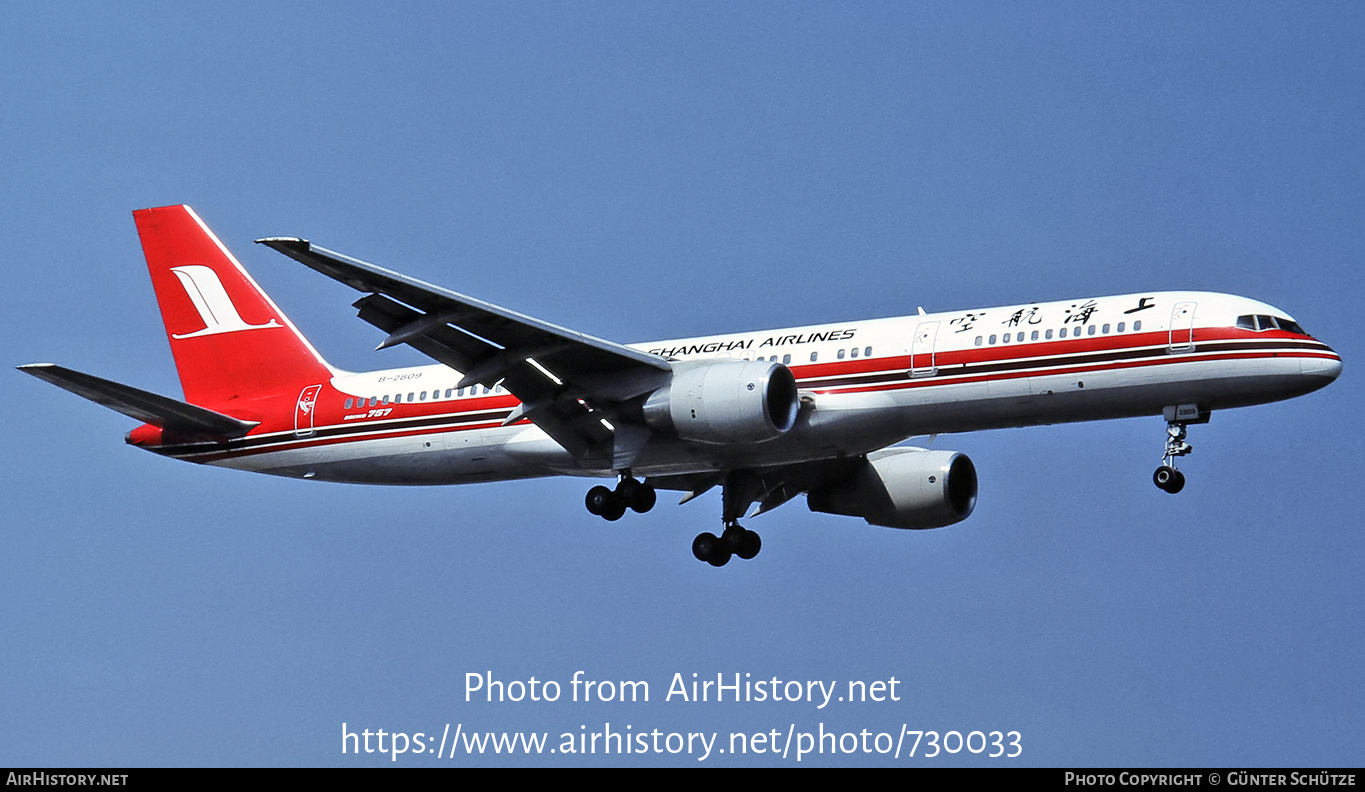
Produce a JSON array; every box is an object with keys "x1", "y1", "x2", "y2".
[
  {"x1": 1168, "y1": 302, "x2": 1197, "y2": 353},
  {"x1": 910, "y1": 321, "x2": 939, "y2": 377},
  {"x1": 294, "y1": 384, "x2": 322, "y2": 437}
]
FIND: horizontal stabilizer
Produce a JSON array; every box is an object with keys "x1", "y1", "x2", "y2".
[{"x1": 17, "y1": 363, "x2": 258, "y2": 438}]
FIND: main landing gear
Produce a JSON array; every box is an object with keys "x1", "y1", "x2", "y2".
[
  {"x1": 691, "y1": 470, "x2": 766, "y2": 567},
  {"x1": 584, "y1": 469, "x2": 768, "y2": 567},
  {"x1": 1153, "y1": 405, "x2": 1206, "y2": 494},
  {"x1": 584, "y1": 472, "x2": 656, "y2": 521},
  {"x1": 692, "y1": 523, "x2": 761, "y2": 567}
]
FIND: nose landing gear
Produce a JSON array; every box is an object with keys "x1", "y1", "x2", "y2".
[{"x1": 1153, "y1": 405, "x2": 1207, "y2": 494}]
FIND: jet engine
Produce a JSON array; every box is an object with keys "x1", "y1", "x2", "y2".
[
  {"x1": 643, "y1": 359, "x2": 800, "y2": 444},
  {"x1": 807, "y1": 448, "x2": 978, "y2": 529}
]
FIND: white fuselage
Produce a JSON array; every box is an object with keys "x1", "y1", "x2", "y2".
[{"x1": 159, "y1": 290, "x2": 1340, "y2": 486}]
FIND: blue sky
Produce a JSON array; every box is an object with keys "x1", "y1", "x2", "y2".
[{"x1": 3, "y1": 2, "x2": 1362, "y2": 767}]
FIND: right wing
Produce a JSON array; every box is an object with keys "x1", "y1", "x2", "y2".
[{"x1": 257, "y1": 238, "x2": 672, "y2": 469}]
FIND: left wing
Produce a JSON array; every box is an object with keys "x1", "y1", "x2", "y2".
[{"x1": 256, "y1": 238, "x2": 672, "y2": 469}]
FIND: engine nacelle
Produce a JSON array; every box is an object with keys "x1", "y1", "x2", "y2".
[
  {"x1": 807, "y1": 448, "x2": 978, "y2": 530},
  {"x1": 643, "y1": 359, "x2": 800, "y2": 444}
]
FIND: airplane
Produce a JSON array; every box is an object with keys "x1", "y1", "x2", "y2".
[{"x1": 19, "y1": 205, "x2": 1342, "y2": 566}]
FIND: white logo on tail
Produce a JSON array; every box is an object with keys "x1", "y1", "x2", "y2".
[{"x1": 169, "y1": 265, "x2": 282, "y2": 339}]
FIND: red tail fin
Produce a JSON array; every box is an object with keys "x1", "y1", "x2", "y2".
[{"x1": 134, "y1": 205, "x2": 334, "y2": 412}]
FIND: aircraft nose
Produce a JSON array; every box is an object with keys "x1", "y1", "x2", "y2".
[{"x1": 1300, "y1": 348, "x2": 1342, "y2": 381}]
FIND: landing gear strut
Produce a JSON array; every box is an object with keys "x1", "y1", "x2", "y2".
[
  {"x1": 585, "y1": 472, "x2": 656, "y2": 521},
  {"x1": 1153, "y1": 405, "x2": 1206, "y2": 494},
  {"x1": 691, "y1": 471, "x2": 764, "y2": 567}
]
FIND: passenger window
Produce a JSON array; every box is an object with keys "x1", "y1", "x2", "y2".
[
  {"x1": 1031, "y1": 330, "x2": 1039, "y2": 341},
  {"x1": 989, "y1": 334, "x2": 997, "y2": 344},
  {"x1": 782, "y1": 354, "x2": 791, "y2": 364},
  {"x1": 864, "y1": 347, "x2": 872, "y2": 357},
  {"x1": 1002, "y1": 333, "x2": 1011, "y2": 344},
  {"x1": 382, "y1": 395, "x2": 390, "y2": 405},
  {"x1": 810, "y1": 352, "x2": 818, "y2": 362},
  {"x1": 368, "y1": 397, "x2": 377, "y2": 407},
  {"x1": 1133, "y1": 320, "x2": 1142, "y2": 331},
  {"x1": 975, "y1": 336, "x2": 983, "y2": 346},
  {"x1": 1102, "y1": 324, "x2": 1110, "y2": 334},
  {"x1": 837, "y1": 349, "x2": 846, "y2": 360},
  {"x1": 850, "y1": 347, "x2": 859, "y2": 358},
  {"x1": 1087, "y1": 325, "x2": 1096, "y2": 336},
  {"x1": 1117, "y1": 322, "x2": 1125, "y2": 333},
  {"x1": 344, "y1": 398, "x2": 353, "y2": 410},
  {"x1": 445, "y1": 388, "x2": 453, "y2": 398},
  {"x1": 1045, "y1": 329, "x2": 1053, "y2": 339}
]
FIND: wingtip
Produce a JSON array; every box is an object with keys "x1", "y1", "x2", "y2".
[{"x1": 256, "y1": 236, "x2": 310, "y2": 250}]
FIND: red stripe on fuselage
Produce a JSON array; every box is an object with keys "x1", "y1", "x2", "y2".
[{"x1": 155, "y1": 328, "x2": 1336, "y2": 464}]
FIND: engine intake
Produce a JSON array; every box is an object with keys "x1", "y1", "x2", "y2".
[
  {"x1": 807, "y1": 448, "x2": 977, "y2": 530},
  {"x1": 643, "y1": 359, "x2": 800, "y2": 444}
]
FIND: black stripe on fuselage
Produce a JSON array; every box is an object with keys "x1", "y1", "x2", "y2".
[{"x1": 154, "y1": 335, "x2": 1333, "y2": 461}]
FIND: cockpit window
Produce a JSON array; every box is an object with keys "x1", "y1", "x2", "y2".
[{"x1": 1236, "y1": 314, "x2": 1307, "y2": 335}]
